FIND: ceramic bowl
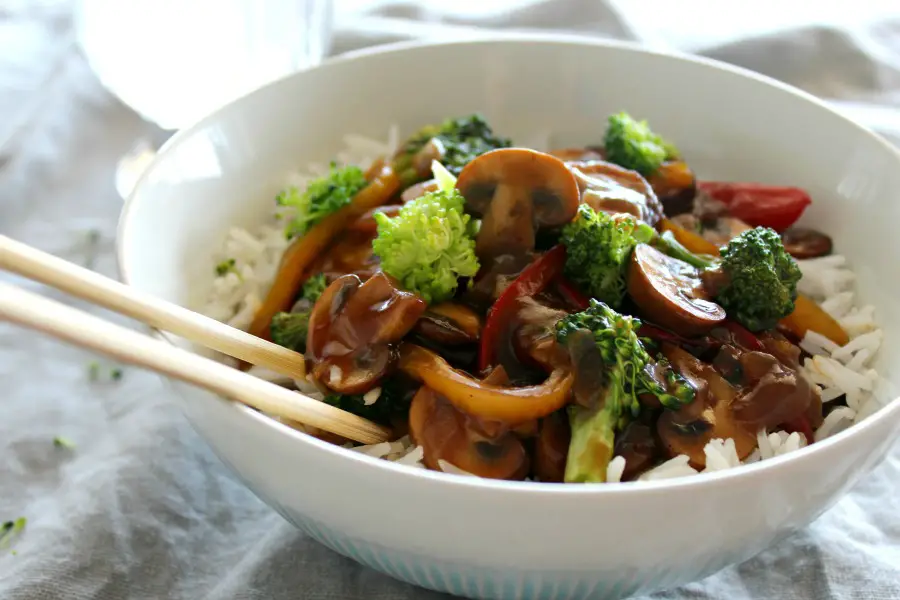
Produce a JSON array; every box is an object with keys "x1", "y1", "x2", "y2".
[{"x1": 117, "y1": 36, "x2": 900, "y2": 600}]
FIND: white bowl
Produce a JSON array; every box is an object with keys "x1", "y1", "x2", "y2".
[{"x1": 118, "y1": 36, "x2": 900, "y2": 600}]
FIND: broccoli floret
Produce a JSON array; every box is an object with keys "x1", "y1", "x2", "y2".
[
  {"x1": 556, "y1": 300, "x2": 694, "y2": 483},
  {"x1": 560, "y1": 205, "x2": 654, "y2": 308},
  {"x1": 716, "y1": 227, "x2": 802, "y2": 331},
  {"x1": 392, "y1": 114, "x2": 511, "y2": 186},
  {"x1": 603, "y1": 111, "x2": 679, "y2": 177},
  {"x1": 323, "y1": 377, "x2": 417, "y2": 425},
  {"x1": 300, "y1": 273, "x2": 327, "y2": 302},
  {"x1": 215, "y1": 258, "x2": 238, "y2": 277},
  {"x1": 653, "y1": 227, "x2": 801, "y2": 332},
  {"x1": 372, "y1": 162, "x2": 480, "y2": 304},
  {"x1": 269, "y1": 275, "x2": 329, "y2": 351},
  {"x1": 277, "y1": 162, "x2": 368, "y2": 239}
]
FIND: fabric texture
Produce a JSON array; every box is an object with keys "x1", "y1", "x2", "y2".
[{"x1": 1, "y1": 1, "x2": 898, "y2": 598}]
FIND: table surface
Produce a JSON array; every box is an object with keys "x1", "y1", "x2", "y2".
[{"x1": 2, "y1": 1, "x2": 899, "y2": 598}]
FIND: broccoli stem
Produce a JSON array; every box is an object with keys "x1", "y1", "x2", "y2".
[
  {"x1": 653, "y1": 230, "x2": 717, "y2": 270},
  {"x1": 565, "y1": 401, "x2": 617, "y2": 483}
]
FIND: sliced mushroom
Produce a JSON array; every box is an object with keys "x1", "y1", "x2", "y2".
[
  {"x1": 306, "y1": 272, "x2": 426, "y2": 394},
  {"x1": 347, "y1": 205, "x2": 402, "y2": 236},
  {"x1": 534, "y1": 410, "x2": 571, "y2": 483},
  {"x1": 729, "y1": 350, "x2": 816, "y2": 430},
  {"x1": 314, "y1": 229, "x2": 381, "y2": 280},
  {"x1": 547, "y1": 147, "x2": 606, "y2": 162},
  {"x1": 511, "y1": 296, "x2": 570, "y2": 372},
  {"x1": 781, "y1": 227, "x2": 832, "y2": 259},
  {"x1": 409, "y1": 386, "x2": 529, "y2": 480},
  {"x1": 413, "y1": 302, "x2": 482, "y2": 346},
  {"x1": 613, "y1": 419, "x2": 659, "y2": 481},
  {"x1": 647, "y1": 160, "x2": 696, "y2": 217},
  {"x1": 656, "y1": 344, "x2": 757, "y2": 468},
  {"x1": 628, "y1": 243, "x2": 726, "y2": 336},
  {"x1": 401, "y1": 178, "x2": 439, "y2": 204},
  {"x1": 456, "y1": 148, "x2": 580, "y2": 259},
  {"x1": 566, "y1": 160, "x2": 663, "y2": 226}
]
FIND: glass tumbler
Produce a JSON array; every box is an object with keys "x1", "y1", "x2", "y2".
[
  {"x1": 75, "y1": 0, "x2": 333, "y2": 130},
  {"x1": 74, "y1": 0, "x2": 334, "y2": 195}
]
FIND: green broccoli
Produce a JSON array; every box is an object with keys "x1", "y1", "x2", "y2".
[
  {"x1": 715, "y1": 227, "x2": 802, "y2": 331},
  {"x1": 215, "y1": 258, "x2": 238, "y2": 277},
  {"x1": 560, "y1": 204, "x2": 654, "y2": 308},
  {"x1": 653, "y1": 227, "x2": 801, "y2": 332},
  {"x1": 372, "y1": 162, "x2": 480, "y2": 304},
  {"x1": 269, "y1": 274, "x2": 329, "y2": 352},
  {"x1": 300, "y1": 273, "x2": 327, "y2": 302},
  {"x1": 556, "y1": 300, "x2": 694, "y2": 483},
  {"x1": 603, "y1": 111, "x2": 679, "y2": 177},
  {"x1": 323, "y1": 376, "x2": 417, "y2": 425},
  {"x1": 392, "y1": 114, "x2": 511, "y2": 186},
  {"x1": 277, "y1": 162, "x2": 368, "y2": 239}
]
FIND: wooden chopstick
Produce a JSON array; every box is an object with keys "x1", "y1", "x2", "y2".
[
  {"x1": 0, "y1": 235, "x2": 307, "y2": 380},
  {"x1": 0, "y1": 282, "x2": 391, "y2": 445}
]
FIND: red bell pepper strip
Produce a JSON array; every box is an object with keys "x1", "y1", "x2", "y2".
[
  {"x1": 554, "y1": 276, "x2": 590, "y2": 311},
  {"x1": 697, "y1": 181, "x2": 812, "y2": 233},
  {"x1": 478, "y1": 245, "x2": 568, "y2": 372},
  {"x1": 723, "y1": 320, "x2": 764, "y2": 352}
]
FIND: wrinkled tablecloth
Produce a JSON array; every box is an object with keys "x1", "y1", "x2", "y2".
[{"x1": 1, "y1": 1, "x2": 899, "y2": 598}]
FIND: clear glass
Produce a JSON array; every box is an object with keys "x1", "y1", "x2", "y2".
[{"x1": 75, "y1": 0, "x2": 334, "y2": 131}]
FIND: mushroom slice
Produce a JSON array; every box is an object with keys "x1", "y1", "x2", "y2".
[
  {"x1": 656, "y1": 344, "x2": 757, "y2": 468},
  {"x1": 547, "y1": 147, "x2": 606, "y2": 162},
  {"x1": 534, "y1": 410, "x2": 571, "y2": 483},
  {"x1": 456, "y1": 148, "x2": 580, "y2": 259},
  {"x1": 780, "y1": 227, "x2": 832, "y2": 259},
  {"x1": 628, "y1": 243, "x2": 726, "y2": 336},
  {"x1": 413, "y1": 302, "x2": 483, "y2": 346},
  {"x1": 566, "y1": 160, "x2": 664, "y2": 226},
  {"x1": 401, "y1": 178, "x2": 439, "y2": 203},
  {"x1": 646, "y1": 160, "x2": 697, "y2": 217},
  {"x1": 409, "y1": 386, "x2": 529, "y2": 480},
  {"x1": 306, "y1": 272, "x2": 427, "y2": 394}
]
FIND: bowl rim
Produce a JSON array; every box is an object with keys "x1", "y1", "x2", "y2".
[{"x1": 117, "y1": 33, "x2": 900, "y2": 498}]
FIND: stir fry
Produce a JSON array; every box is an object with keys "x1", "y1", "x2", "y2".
[{"x1": 247, "y1": 112, "x2": 848, "y2": 483}]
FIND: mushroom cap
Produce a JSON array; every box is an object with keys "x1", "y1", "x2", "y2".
[
  {"x1": 627, "y1": 243, "x2": 726, "y2": 336},
  {"x1": 566, "y1": 159, "x2": 664, "y2": 226},
  {"x1": 306, "y1": 272, "x2": 426, "y2": 394},
  {"x1": 409, "y1": 386, "x2": 529, "y2": 480},
  {"x1": 457, "y1": 148, "x2": 581, "y2": 228}
]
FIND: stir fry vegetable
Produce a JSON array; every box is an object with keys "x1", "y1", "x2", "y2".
[
  {"x1": 561, "y1": 205, "x2": 654, "y2": 308},
  {"x1": 278, "y1": 163, "x2": 369, "y2": 238},
  {"x1": 232, "y1": 110, "x2": 860, "y2": 484},
  {"x1": 392, "y1": 114, "x2": 511, "y2": 185},
  {"x1": 603, "y1": 111, "x2": 679, "y2": 177},
  {"x1": 373, "y1": 162, "x2": 480, "y2": 304},
  {"x1": 556, "y1": 300, "x2": 693, "y2": 483},
  {"x1": 697, "y1": 181, "x2": 812, "y2": 232}
]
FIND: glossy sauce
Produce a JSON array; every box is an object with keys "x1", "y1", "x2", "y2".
[
  {"x1": 409, "y1": 386, "x2": 529, "y2": 480},
  {"x1": 306, "y1": 272, "x2": 426, "y2": 393},
  {"x1": 628, "y1": 244, "x2": 726, "y2": 336},
  {"x1": 566, "y1": 160, "x2": 663, "y2": 226}
]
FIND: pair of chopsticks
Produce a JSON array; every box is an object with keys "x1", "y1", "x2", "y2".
[{"x1": 0, "y1": 235, "x2": 391, "y2": 444}]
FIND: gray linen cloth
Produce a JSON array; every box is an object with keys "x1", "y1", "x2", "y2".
[{"x1": 1, "y1": 1, "x2": 898, "y2": 598}]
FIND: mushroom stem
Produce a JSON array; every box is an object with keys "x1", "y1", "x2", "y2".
[{"x1": 475, "y1": 185, "x2": 535, "y2": 259}]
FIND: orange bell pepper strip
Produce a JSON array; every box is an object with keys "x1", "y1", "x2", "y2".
[
  {"x1": 659, "y1": 218, "x2": 721, "y2": 256},
  {"x1": 247, "y1": 164, "x2": 400, "y2": 341},
  {"x1": 779, "y1": 294, "x2": 849, "y2": 347},
  {"x1": 399, "y1": 343, "x2": 574, "y2": 425}
]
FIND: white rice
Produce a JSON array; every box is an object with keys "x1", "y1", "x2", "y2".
[
  {"x1": 606, "y1": 455, "x2": 626, "y2": 483},
  {"x1": 198, "y1": 125, "x2": 887, "y2": 483}
]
